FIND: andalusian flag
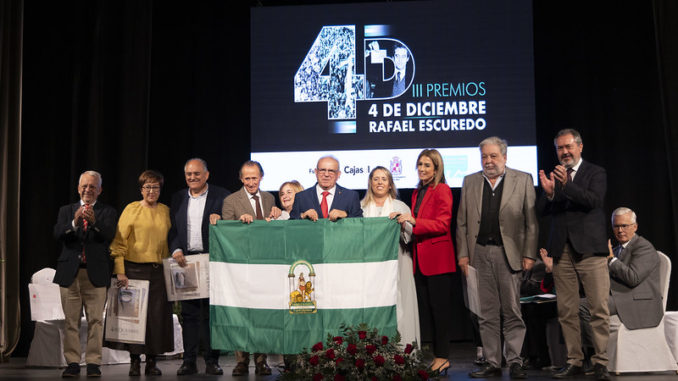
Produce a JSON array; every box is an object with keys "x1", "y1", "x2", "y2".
[{"x1": 209, "y1": 217, "x2": 399, "y2": 354}]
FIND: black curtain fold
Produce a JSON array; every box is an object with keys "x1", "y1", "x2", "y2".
[{"x1": 0, "y1": 0, "x2": 23, "y2": 360}]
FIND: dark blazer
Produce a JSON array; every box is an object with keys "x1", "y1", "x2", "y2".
[
  {"x1": 411, "y1": 183, "x2": 456, "y2": 276},
  {"x1": 168, "y1": 185, "x2": 230, "y2": 254},
  {"x1": 290, "y1": 184, "x2": 363, "y2": 219},
  {"x1": 53, "y1": 201, "x2": 117, "y2": 288},
  {"x1": 610, "y1": 234, "x2": 663, "y2": 329},
  {"x1": 538, "y1": 160, "x2": 608, "y2": 258}
]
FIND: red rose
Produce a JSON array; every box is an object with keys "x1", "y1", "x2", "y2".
[
  {"x1": 381, "y1": 336, "x2": 389, "y2": 345},
  {"x1": 313, "y1": 373, "x2": 323, "y2": 381},
  {"x1": 373, "y1": 355, "x2": 385, "y2": 366},
  {"x1": 333, "y1": 336, "x2": 343, "y2": 345},
  {"x1": 393, "y1": 375, "x2": 403, "y2": 381},
  {"x1": 404, "y1": 343, "x2": 414, "y2": 354},
  {"x1": 347, "y1": 343, "x2": 358, "y2": 355},
  {"x1": 325, "y1": 348, "x2": 336, "y2": 360},
  {"x1": 358, "y1": 331, "x2": 367, "y2": 340},
  {"x1": 371, "y1": 377, "x2": 378, "y2": 381},
  {"x1": 334, "y1": 375, "x2": 345, "y2": 381},
  {"x1": 309, "y1": 355, "x2": 319, "y2": 365},
  {"x1": 312, "y1": 342, "x2": 324, "y2": 352},
  {"x1": 355, "y1": 358, "x2": 365, "y2": 370},
  {"x1": 366, "y1": 344, "x2": 377, "y2": 354},
  {"x1": 335, "y1": 357, "x2": 344, "y2": 365},
  {"x1": 418, "y1": 369, "x2": 429, "y2": 379},
  {"x1": 394, "y1": 354, "x2": 405, "y2": 364}
]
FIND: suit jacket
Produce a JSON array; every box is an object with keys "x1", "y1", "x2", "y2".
[
  {"x1": 290, "y1": 184, "x2": 363, "y2": 219},
  {"x1": 53, "y1": 201, "x2": 117, "y2": 287},
  {"x1": 222, "y1": 187, "x2": 276, "y2": 220},
  {"x1": 538, "y1": 160, "x2": 608, "y2": 258},
  {"x1": 456, "y1": 168, "x2": 538, "y2": 272},
  {"x1": 411, "y1": 183, "x2": 456, "y2": 276},
  {"x1": 609, "y1": 234, "x2": 663, "y2": 329},
  {"x1": 168, "y1": 184, "x2": 230, "y2": 254}
]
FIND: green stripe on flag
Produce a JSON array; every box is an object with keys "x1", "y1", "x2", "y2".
[
  {"x1": 209, "y1": 217, "x2": 399, "y2": 264},
  {"x1": 210, "y1": 305, "x2": 398, "y2": 354}
]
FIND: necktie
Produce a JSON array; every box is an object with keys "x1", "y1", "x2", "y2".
[
  {"x1": 81, "y1": 204, "x2": 89, "y2": 264},
  {"x1": 615, "y1": 246, "x2": 624, "y2": 259},
  {"x1": 320, "y1": 191, "x2": 329, "y2": 219},
  {"x1": 396, "y1": 72, "x2": 401, "y2": 82},
  {"x1": 566, "y1": 168, "x2": 574, "y2": 182},
  {"x1": 252, "y1": 194, "x2": 264, "y2": 220}
]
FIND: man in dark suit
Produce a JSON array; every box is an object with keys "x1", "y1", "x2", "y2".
[
  {"x1": 457, "y1": 137, "x2": 538, "y2": 379},
  {"x1": 53, "y1": 171, "x2": 117, "y2": 378},
  {"x1": 168, "y1": 158, "x2": 230, "y2": 376},
  {"x1": 221, "y1": 160, "x2": 280, "y2": 376},
  {"x1": 538, "y1": 129, "x2": 610, "y2": 381},
  {"x1": 290, "y1": 156, "x2": 362, "y2": 221}
]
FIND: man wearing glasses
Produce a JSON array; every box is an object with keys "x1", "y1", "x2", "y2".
[
  {"x1": 538, "y1": 129, "x2": 610, "y2": 381},
  {"x1": 53, "y1": 171, "x2": 117, "y2": 377},
  {"x1": 290, "y1": 155, "x2": 362, "y2": 221},
  {"x1": 582, "y1": 207, "x2": 662, "y2": 330}
]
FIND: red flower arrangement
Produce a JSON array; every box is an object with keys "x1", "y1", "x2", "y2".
[{"x1": 280, "y1": 323, "x2": 431, "y2": 380}]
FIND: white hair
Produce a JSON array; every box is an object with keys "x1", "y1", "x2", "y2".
[
  {"x1": 611, "y1": 207, "x2": 637, "y2": 224},
  {"x1": 79, "y1": 170, "x2": 102, "y2": 187}
]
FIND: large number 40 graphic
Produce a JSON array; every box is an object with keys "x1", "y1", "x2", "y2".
[{"x1": 294, "y1": 25, "x2": 414, "y2": 121}]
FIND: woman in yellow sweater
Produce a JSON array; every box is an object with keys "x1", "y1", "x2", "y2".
[{"x1": 107, "y1": 170, "x2": 174, "y2": 376}]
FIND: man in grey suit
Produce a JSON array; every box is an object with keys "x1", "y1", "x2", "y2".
[
  {"x1": 220, "y1": 160, "x2": 280, "y2": 376},
  {"x1": 457, "y1": 137, "x2": 538, "y2": 379},
  {"x1": 581, "y1": 207, "x2": 662, "y2": 336}
]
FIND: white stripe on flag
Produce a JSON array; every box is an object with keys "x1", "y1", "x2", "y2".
[{"x1": 210, "y1": 260, "x2": 398, "y2": 310}]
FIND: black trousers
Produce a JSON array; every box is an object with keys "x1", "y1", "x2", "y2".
[
  {"x1": 414, "y1": 266, "x2": 453, "y2": 358},
  {"x1": 181, "y1": 298, "x2": 220, "y2": 364}
]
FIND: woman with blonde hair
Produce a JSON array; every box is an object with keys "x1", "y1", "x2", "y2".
[{"x1": 361, "y1": 166, "x2": 420, "y2": 347}]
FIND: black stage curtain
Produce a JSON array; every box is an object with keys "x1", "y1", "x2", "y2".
[{"x1": 12, "y1": 1, "x2": 678, "y2": 355}]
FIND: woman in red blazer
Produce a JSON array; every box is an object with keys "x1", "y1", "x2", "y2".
[{"x1": 398, "y1": 148, "x2": 456, "y2": 375}]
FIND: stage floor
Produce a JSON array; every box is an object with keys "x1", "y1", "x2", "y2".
[{"x1": 1, "y1": 342, "x2": 676, "y2": 380}]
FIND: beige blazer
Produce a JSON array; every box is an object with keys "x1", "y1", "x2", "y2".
[
  {"x1": 221, "y1": 187, "x2": 276, "y2": 220},
  {"x1": 456, "y1": 167, "x2": 538, "y2": 271}
]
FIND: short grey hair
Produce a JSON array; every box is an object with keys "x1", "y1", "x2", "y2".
[
  {"x1": 554, "y1": 128, "x2": 583, "y2": 146},
  {"x1": 611, "y1": 207, "x2": 637, "y2": 224},
  {"x1": 79, "y1": 170, "x2": 102, "y2": 187},
  {"x1": 317, "y1": 155, "x2": 340, "y2": 169},
  {"x1": 479, "y1": 136, "x2": 507, "y2": 156},
  {"x1": 184, "y1": 158, "x2": 208, "y2": 172}
]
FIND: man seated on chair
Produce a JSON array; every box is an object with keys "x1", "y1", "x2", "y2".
[{"x1": 581, "y1": 207, "x2": 663, "y2": 347}]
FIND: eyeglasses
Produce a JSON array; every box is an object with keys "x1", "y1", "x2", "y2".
[
  {"x1": 142, "y1": 185, "x2": 161, "y2": 192},
  {"x1": 613, "y1": 223, "x2": 635, "y2": 230},
  {"x1": 316, "y1": 168, "x2": 339, "y2": 175}
]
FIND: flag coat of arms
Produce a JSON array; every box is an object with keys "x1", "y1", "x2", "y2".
[{"x1": 209, "y1": 217, "x2": 399, "y2": 354}]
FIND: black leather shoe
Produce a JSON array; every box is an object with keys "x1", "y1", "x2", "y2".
[
  {"x1": 205, "y1": 362, "x2": 224, "y2": 375},
  {"x1": 470, "y1": 363, "x2": 502, "y2": 378},
  {"x1": 176, "y1": 361, "x2": 197, "y2": 376},
  {"x1": 232, "y1": 362, "x2": 249, "y2": 376},
  {"x1": 86, "y1": 363, "x2": 101, "y2": 377},
  {"x1": 475, "y1": 356, "x2": 488, "y2": 366},
  {"x1": 552, "y1": 364, "x2": 583, "y2": 379},
  {"x1": 62, "y1": 363, "x2": 80, "y2": 378},
  {"x1": 145, "y1": 356, "x2": 162, "y2": 376},
  {"x1": 255, "y1": 361, "x2": 272, "y2": 376},
  {"x1": 129, "y1": 357, "x2": 141, "y2": 376},
  {"x1": 593, "y1": 363, "x2": 610, "y2": 381},
  {"x1": 509, "y1": 363, "x2": 527, "y2": 379}
]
